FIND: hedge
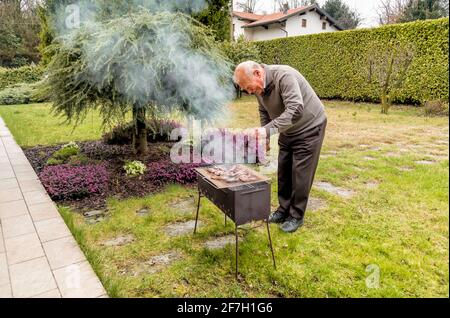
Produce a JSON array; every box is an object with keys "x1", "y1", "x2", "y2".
[
  {"x1": 256, "y1": 18, "x2": 449, "y2": 105},
  {"x1": 0, "y1": 82, "x2": 46, "y2": 105},
  {"x1": 0, "y1": 65, "x2": 44, "y2": 90}
]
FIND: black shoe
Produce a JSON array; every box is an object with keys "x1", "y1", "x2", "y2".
[
  {"x1": 268, "y1": 210, "x2": 288, "y2": 224},
  {"x1": 280, "y1": 216, "x2": 304, "y2": 233}
]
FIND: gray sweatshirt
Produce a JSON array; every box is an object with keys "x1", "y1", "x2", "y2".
[{"x1": 256, "y1": 64, "x2": 327, "y2": 136}]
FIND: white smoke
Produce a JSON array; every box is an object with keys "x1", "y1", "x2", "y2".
[{"x1": 48, "y1": 0, "x2": 233, "y2": 122}]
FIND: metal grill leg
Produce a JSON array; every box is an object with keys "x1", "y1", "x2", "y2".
[
  {"x1": 235, "y1": 224, "x2": 239, "y2": 280},
  {"x1": 266, "y1": 220, "x2": 276, "y2": 269},
  {"x1": 194, "y1": 191, "x2": 201, "y2": 234}
]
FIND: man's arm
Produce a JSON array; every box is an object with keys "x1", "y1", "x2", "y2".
[
  {"x1": 263, "y1": 73, "x2": 304, "y2": 134},
  {"x1": 258, "y1": 101, "x2": 271, "y2": 127}
]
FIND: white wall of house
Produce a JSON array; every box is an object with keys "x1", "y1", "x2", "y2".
[
  {"x1": 250, "y1": 24, "x2": 287, "y2": 41},
  {"x1": 232, "y1": 17, "x2": 249, "y2": 40},
  {"x1": 233, "y1": 10, "x2": 339, "y2": 42},
  {"x1": 286, "y1": 11, "x2": 339, "y2": 37}
]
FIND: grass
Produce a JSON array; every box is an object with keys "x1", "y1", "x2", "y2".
[
  {"x1": 1, "y1": 97, "x2": 448, "y2": 297},
  {"x1": 0, "y1": 103, "x2": 106, "y2": 147}
]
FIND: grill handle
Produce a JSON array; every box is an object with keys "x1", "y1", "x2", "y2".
[{"x1": 240, "y1": 187, "x2": 266, "y2": 195}]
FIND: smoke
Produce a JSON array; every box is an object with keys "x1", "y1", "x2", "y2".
[
  {"x1": 48, "y1": 0, "x2": 233, "y2": 123},
  {"x1": 51, "y1": 0, "x2": 209, "y2": 34}
]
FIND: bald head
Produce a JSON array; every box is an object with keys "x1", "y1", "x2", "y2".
[{"x1": 233, "y1": 61, "x2": 265, "y2": 96}]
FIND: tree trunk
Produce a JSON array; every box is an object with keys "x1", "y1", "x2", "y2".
[
  {"x1": 230, "y1": 0, "x2": 234, "y2": 41},
  {"x1": 381, "y1": 94, "x2": 390, "y2": 115},
  {"x1": 132, "y1": 106, "x2": 148, "y2": 155}
]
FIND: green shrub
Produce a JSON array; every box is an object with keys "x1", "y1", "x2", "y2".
[
  {"x1": 53, "y1": 147, "x2": 79, "y2": 161},
  {"x1": 46, "y1": 158, "x2": 64, "y2": 166},
  {"x1": 123, "y1": 160, "x2": 147, "y2": 177},
  {"x1": 67, "y1": 154, "x2": 91, "y2": 166},
  {"x1": 46, "y1": 142, "x2": 80, "y2": 165},
  {"x1": 0, "y1": 82, "x2": 45, "y2": 105},
  {"x1": 221, "y1": 35, "x2": 261, "y2": 67},
  {"x1": 0, "y1": 65, "x2": 44, "y2": 90},
  {"x1": 61, "y1": 141, "x2": 80, "y2": 151},
  {"x1": 424, "y1": 100, "x2": 449, "y2": 116},
  {"x1": 256, "y1": 18, "x2": 449, "y2": 105}
]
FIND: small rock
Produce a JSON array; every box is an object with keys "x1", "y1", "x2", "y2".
[
  {"x1": 147, "y1": 251, "x2": 181, "y2": 267},
  {"x1": 164, "y1": 220, "x2": 202, "y2": 237},
  {"x1": 314, "y1": 182, "x2": 355, "y2": 199},
  {"x1": 204, "y1": 235, "x2": 235, "y2": 250},
  {"x1": 307, "y1": 197, "x2": 327, "y2": 212},
  {"x1": 131, "y1": 251, "x2": 182, "y2": 276},
  {"x1": 136, "y1": 208, "x2": 150, "y2": 217},
  {"x1": 170, "y1": 198, "x2": 195, "y2": 215},
  {"x1": 86, "y1": 217, "x2": 104, "y2": 225},
  {"x1": 364, "y1": 156, "x2": 376, "y2": 161},
  {"x1": 101, "y1": 234, "x2": 135, "y2": 247},
  {"x1": 84, "y1": 210, "x2": 108, "y2": 225},
  {"x1": 398, "y1": 167, "x2": 414, "y2": 172},
  {"x1": 84, "y1": 210, "x2": 105, "y2": 218}
]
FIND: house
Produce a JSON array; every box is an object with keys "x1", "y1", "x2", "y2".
[{"x1": 232, "y1": 4, "x2": 344, "y2": 41}]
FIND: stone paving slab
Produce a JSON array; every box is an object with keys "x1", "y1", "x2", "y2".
[{"x1": 0, "y1": 116, "x2": 107, "y2": 298}]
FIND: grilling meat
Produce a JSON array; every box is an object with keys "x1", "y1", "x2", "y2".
[{"x1": 207, "y1": 165, "x2": 258, "y2": 183}]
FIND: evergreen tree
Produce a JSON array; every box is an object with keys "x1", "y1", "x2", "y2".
[
  {"x1": 194, "y1": 0, "x2": 232, "y2": 41},
  {"x1": 38, "y1": 0, "x2": 231, "y2": 65},
  {"x1": 399, "y1": 0, "x2": 448, "y2": 22},
  {"x1": 38, "y1": 10, "x2": 233, "y2": 154},
  {"x1": 0, "y1": 0, "x2": 41, "y2": 66},
  {"x1": 322, "y1": 0, "x2": 361, "y2": 29}
]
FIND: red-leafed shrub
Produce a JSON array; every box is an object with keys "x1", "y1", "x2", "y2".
[
  {"x1": 39, "y1": 164, "x2": 109, "y2": 200},
  {"x1": 147, "y1": 161, "x2": 201, "y2": 186}
]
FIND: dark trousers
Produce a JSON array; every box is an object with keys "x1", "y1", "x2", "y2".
[{"x1": 277, "y1": 119, "x2": 327, "y2": 220}]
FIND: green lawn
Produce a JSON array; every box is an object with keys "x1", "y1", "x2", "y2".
[
  {"x1": 0, "y1": 103, "x2": 105, "y2": 147},
  {"x1": 1, "y1": 98, "x2": 448, "y2": 297}
]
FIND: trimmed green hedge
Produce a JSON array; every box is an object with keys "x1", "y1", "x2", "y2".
[
  {"x1": 256, "y1": 18, "x2": 449, "y2": 105},
  {"x1": 0, "y1": 82, "x2": 46, "y2": 105},
  {"x1": 0, "y1": 65, "x2": 44, "y2": 90}
]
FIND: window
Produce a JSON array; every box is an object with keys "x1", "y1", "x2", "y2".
[
  {"x1": 322, "y1": 22, "x2": 327, "y2": 30},
  {"x1": 301, "y1": 19, "x2": 307, "y2": 28}
]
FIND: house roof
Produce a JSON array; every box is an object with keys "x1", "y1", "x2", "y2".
[
  {"x1": 238, "y1": 4, "x2": 344, "y2": 30},
  {"x1": 232, "y1": 11, "x2": 263, "y2": 21}
]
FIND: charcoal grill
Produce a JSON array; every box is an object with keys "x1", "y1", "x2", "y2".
[{"x1": 194, "y1": 164, "x2": 276, "y2": 279}]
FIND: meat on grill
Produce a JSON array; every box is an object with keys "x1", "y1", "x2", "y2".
[{"x1": 207, "y1": 165, "x2": 258, "y2": 183}]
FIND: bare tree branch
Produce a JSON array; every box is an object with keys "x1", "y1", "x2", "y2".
[{"x1": 236, "y1": 0, "x2": 260, "y2": 13}]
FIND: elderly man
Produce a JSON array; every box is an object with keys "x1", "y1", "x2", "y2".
[{"x1": 233, "y1": 61, "x2": 327, "y2": 233}]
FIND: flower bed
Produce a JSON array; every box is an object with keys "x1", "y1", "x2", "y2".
[{"x1": 40, "y1": 163, "x2": 110, "y2": 200}]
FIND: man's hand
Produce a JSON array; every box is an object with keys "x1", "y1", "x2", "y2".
[
  {"x1": 243, "y1": 127, "x2": 271, "y2": 153},
  {"x1": 266, "y1": 137, "x2": 271, "y2": 153}
]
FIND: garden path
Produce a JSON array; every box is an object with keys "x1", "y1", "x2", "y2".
[{"x1": 0, "y1": 116, "x2": 107, "y2": 298}]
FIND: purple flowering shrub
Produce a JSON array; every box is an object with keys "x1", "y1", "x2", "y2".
[
  {"x1": 39, "y1": 163, "x2": 109, "y2": 200},
  {"x1": 147, "y1": 161, "x2": 201, "y2": 186}
]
